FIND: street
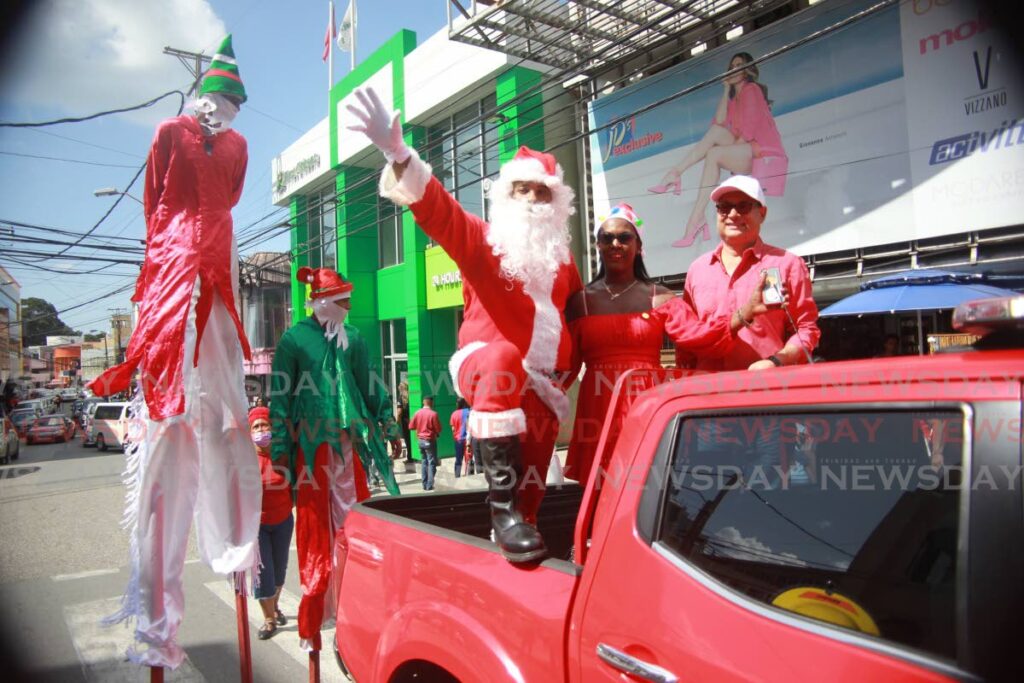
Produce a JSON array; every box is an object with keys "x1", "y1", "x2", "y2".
[{"x1": 0, "y1": 407, "x2": 361, "y2": 683}]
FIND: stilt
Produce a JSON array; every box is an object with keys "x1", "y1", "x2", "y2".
[
  {"x1": 234, "y1": 571, "x2": 253, "y2": 683},
  {"x1": 309, "y1": 650, "x2": 321, "y2": 683},
  {"x1": 150, "y1": 666, "x2": 164, "y2": 683}
]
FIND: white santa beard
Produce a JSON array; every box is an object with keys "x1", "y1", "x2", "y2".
[{"x1": 486, "y1": 192, "x2": 572, "y2": 286}]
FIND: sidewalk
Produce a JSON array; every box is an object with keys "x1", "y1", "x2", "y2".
[{"x1": 371, "y1": 448, "x2": 568, "y2": 496}]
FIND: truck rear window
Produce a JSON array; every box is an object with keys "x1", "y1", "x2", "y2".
[
  {"x1": 656, "y1": 409, "x2": 963, "y2": 663},
  {"x1": 94, "y1": 405, "x2": 126, "y2": 420}
]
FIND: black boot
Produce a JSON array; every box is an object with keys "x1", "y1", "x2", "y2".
[{"x1": 477, "y1": 436, "x2": 547, "y2": 563}]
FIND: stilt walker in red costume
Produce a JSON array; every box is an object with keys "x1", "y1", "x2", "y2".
[
  {"x1": 88, "y1": 35, "x2": 261, "y2": 668},
  {"x1": 270, "y1": 267, "x2": 402, "y2": 653},
  {"x1": 348, "y1": 88, "x2": 583, "y2": 563}
]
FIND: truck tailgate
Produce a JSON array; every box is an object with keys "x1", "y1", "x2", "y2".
[{"x1": 336, "y1": 486, "x2": 583, "y2": 683}]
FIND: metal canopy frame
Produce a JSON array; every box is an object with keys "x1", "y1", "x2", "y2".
[{"x1": 445, "y1": 0, "x2": 769, "y2": 74}]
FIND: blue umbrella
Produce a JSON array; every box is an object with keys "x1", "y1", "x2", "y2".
[
  {"x1": 819, "y1": 269, "x2": 1019, "y2": 316},
  {"x1": 819, "y1": 269, "x2": 1020, "y2": 353}
]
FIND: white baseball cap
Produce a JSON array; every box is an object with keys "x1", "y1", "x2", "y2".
[{"x1": 710, "y1": 174, "x2": 766, "y2": 205}]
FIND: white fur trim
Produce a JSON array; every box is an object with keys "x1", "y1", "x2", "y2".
[
  {"x1": 523, "y1": 364, "x2": 570, "y2": 422},
  {"x1": 448, "y1": 341, "x2": 487, "y2": 397},
  {"x1": 522, "y1": 273, "x2": 561, "y2": 373},
  {"x1": 379, "y1": 148, "x2": 432, "y2": 206},
  {"x1": 469, "y1": 408, "x2": 527, "y2": 438},
  {"x1": 498, "y1": 157, "x2": 565, "y2": 188}
]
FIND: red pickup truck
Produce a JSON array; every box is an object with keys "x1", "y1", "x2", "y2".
[{"x1": 334, "y1": 298, "x2": 1022, "y2": 683}]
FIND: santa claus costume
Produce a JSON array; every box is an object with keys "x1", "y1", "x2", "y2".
[
  {"x1": 87, "y1": 36, "x2": 260, "y2": 668},
  {"x1": 349, "y1": 87, "x2": 583, "y2": 563},
  {"x1": 269, "y1": 267, "x2": 401, "y2": 651}
]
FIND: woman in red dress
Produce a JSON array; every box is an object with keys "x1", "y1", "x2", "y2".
[{"x1": 564, "y1": 203, "x2": 768, "y2": 485}]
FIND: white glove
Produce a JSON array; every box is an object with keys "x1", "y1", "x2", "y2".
[{"x1": 345, "y1": 87, "x2": 411, "y2": 164}]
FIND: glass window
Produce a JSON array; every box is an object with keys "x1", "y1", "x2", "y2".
[
  {"x1": 378, "y1": 195, "x2": 403, "y2": 268},
  {"x1": 454, "y1": 103, "x2": 484, "y2": 219},
  {"x1": 655, "y1": 410, "x2": 963, "y2": 662},
  {"x1": 307, "y1": 187, "x2": 336, "y2": 270},
  {"x1": 380, "y1": 319, "x2": 408, "y2": 408}
]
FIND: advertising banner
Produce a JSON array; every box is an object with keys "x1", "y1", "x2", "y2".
[{"x1": 588, "y1": 0, "x2": 1023, "y2": 278}]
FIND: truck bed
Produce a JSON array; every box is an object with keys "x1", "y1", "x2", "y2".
[{"x1": 358, "y1": 482, "x2": 585, "y2": 564}]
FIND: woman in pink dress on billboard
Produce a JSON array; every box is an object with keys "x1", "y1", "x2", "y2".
[{"x1": 649, "y1": 52, "x2": 788, "y2": 248}]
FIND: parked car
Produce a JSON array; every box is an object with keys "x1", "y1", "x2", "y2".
[
  {"x1": 1, "y1": 416, "x2": 19, "y2": 464},
  {"x1": 332, "y1": 296, "x2": 1022, "y2": 683},
  {"x1": 91, "y1": 402, "x2": 131, "y2": 452},
  {"x1": 79, "y1": 399, "x2": 106, "y2": 447},
  {"x1": 26, "y1": 415, "x2": 76, "y2": 445},
  {"x1": 16, "y1": 398, "x2": 51, "y2": 416},
  {"x1": 60, "y1": 388, "x2": 80, "y2": 401},
  {"x1": 9, "y1": 408, "x2": 41, "y2": 438}
]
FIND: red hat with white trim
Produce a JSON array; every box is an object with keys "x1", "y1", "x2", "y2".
[
  {"x1": 498, "y1": 146, "x2": 565, "y2": 189},
  {"x1": 297, "y1": 266, "x2": 353, "y2": 300}
]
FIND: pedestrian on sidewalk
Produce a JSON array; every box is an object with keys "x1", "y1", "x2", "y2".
[
  {"x1": 450, "y1": 398, "x2": 469, "y2": 478},
  {"x1": 249, "y1": 406, "x2": 293, "y2": 641},
  {"x1": 409, "y1": 396, "x2": 441, "y2": 490}
]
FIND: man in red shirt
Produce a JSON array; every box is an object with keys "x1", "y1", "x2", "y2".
[
  {"x1": 409, "y1": 396, "x2": 442, "y2": 490},
  {"x1": 681, "y1": 175, "x2": 820, "y2": 371}
]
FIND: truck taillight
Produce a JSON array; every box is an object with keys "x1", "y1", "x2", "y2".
[{"x1": 952, "y1": 295, "x2": 1024, "y2": 334}]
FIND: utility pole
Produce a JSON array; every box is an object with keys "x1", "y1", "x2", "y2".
[
  {"x1": 109, "y1": 308, "x2": 127, "y2": 365},
  {"x1": 163, "y1": 46, "x2": 212, "y2": 96}
]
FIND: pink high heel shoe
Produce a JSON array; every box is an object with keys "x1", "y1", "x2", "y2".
[
  {"x1": 647, "y1": 179, "x2": 682, "y2": 195},
  {"x1": 671, "y1": 221, "x2": 709, "y2": 248}
]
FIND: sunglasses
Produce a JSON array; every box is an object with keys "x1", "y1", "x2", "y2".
[
  {"x1": 597, "y1": 231, "x2": 637, "y2": 245},
  {"x1": 715, "y1": 200, "x2": 761, "y2": 216}
]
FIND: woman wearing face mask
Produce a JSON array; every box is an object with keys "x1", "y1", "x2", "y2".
[
  {"x1": 649, "y1": 52, "x2": 788, "y2": 248},
  {"x1": 249, "y1": 406, "x2": 293, "y2": 641},
  {"x1": 564, "y1": 204, "x2": 769, "y2": 485}
]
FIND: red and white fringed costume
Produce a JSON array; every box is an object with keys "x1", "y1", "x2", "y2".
[{"x1": 381, "y1": 147, "x2": 583, "y2": 524}]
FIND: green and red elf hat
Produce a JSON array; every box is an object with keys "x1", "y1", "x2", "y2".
[{"x1": 200, "y1": 34, "x2": 247, "y2": 103}]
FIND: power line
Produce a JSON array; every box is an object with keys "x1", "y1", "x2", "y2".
[
  {"x1": 0, "y1": 90, "x2": 186, "y2": 128},
  {"x1": 0, "y1": 151, "x2": 142, "y2": 169}
]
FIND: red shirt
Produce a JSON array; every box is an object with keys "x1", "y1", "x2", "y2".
[
  {"x1": 409, "y1": 406, "x2": 441, "y2": 441},
  {"x1": 450, "y1": 409, "x2": 465, "y2": 441},
  {"x1": 683, "y1": 238, "x2": 820, "y2": 372},
  {"x1": 259, "y1": 452, "x2": 292, "y2": 525}
]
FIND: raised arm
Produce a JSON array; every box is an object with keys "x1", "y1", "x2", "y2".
[{"x1": 346, "y1": 87, "x2": 488, "y2": 265}]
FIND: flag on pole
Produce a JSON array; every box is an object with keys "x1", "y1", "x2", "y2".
[
  {"x1": 322, "y1": 3, "x2": 336, "y2": 62},
  {"x1": 336, "y1": 1, "x2": 355, "y2": 53}
]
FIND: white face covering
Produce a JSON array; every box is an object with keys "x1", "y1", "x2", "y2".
[
  {"x1": 193, "y1": 93, "x2": 239, "y2": 135},
  {"x1": 309, "y1": 295, "x2": 351, "y2": 349}
]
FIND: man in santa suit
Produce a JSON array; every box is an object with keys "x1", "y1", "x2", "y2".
[
  {"x1": 87, "y1": 35, "x2": 260, "y2": 668},
  {"x1": 270, "y1": 266, "x2": 402, "y2": 651},
  {"x1": 349, "y1": 88, "x2": 582, "y2": 563}
]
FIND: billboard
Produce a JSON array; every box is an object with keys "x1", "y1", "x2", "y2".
[{"x1": 588, "y1": 0, "x2": 1024, "y2": 278}]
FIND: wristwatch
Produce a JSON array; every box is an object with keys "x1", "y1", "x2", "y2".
[{"x1": 767, "y1": 354, "x2": 783, "y2": 367}]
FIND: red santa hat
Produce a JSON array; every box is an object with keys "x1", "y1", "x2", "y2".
[
  {"x1": 248, "y1": 406, "x2": 269, "y2": 426},
  {"x1": 297, "y1": 266, "x2": 353, "y2": 300},
  {"x1": 497, "y1": 146, "x2": 566, "y2": 189}
]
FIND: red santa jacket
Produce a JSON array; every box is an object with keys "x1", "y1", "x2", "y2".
[
  {"x1": 386, "y1": 162, "x2": 582, "y2": 418},
  {"x1": 89, "y1": 115, "x2": 251, "y2": 419}
]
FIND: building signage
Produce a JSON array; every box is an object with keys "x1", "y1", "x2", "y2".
[
  {"x1": 274, "y1": 154, "x2": 321, "y2": 195},
  {"x1": 424, "y1": 246, "x2": 463, "y2": 310},
  {"x1": 587, "y1": 0, "x2": 1023, "y2": 278}
]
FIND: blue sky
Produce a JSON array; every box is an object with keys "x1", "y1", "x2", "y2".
[{"x1": 0, "y1": 0, "x2": 447, "y2": 336}]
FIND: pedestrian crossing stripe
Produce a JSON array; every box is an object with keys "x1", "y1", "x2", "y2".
[
  {"x1": 63, "y1": 597, "x2": 206, "y2": 682},
  {"x1": 203, "y1": 580, "x2": 349, "y2": 683}
]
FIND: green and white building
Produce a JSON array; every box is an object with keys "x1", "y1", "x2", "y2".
[{"x1": 271, "y1": 27, "x2": 586, "y2": 461}]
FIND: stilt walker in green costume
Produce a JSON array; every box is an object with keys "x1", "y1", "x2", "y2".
[{"x1": 269, "y1": 266, "x2": 401, "y2": 653}]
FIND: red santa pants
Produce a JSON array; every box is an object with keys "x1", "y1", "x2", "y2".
[
  {"x1": 294, "y1": 436, "x2": 370, "y2": 651},
  {"x1": 457, "y1": 341, "x2": 559, "y2": 524}
]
